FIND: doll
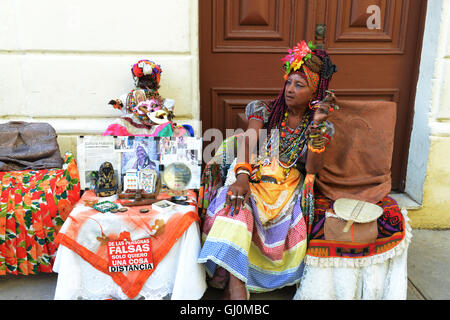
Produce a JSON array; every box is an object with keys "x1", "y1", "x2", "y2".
[
  {"x1": 104, "y1": 59, "x2": 193, "y2": 137},
  {"x1": 108, "y1": 60, "x2": 174, "y2": 128}
]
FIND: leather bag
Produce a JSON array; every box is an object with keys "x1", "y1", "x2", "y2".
[
  {"x1": 315, "y1": 99, "x2": 397, "y2": 204},
  {"x1": 0, "y1": 121, "x2": 63, "y2": 171},
  {"x1": 324, "y1": 215, "x2": 378, "y2": 243}
]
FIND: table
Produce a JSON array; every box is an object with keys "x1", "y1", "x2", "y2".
[{"x1": 53, "y1": 190, "x2": 206, "y2": 300}]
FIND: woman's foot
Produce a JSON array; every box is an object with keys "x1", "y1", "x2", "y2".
[{"x1": 223, "y1": 274, "x2": 250, "y2": 300}]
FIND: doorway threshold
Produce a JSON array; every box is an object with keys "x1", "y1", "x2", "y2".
[{"x1": 389, "y1": 192, "x2": 422, "y2": 210}]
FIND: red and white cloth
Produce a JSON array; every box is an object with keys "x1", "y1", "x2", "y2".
[{"x1": 53, "y1": 190, "x2": 206, "y2": 300}]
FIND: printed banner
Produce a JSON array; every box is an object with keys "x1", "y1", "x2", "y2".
[{"x1": 107, "y1": 238, "x2": 153, "y2": 272}]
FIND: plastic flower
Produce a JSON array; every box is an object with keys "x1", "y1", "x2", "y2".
[
  {"x1": 281, "y1": 53, "x2": 294, "y2": 65},
  {"x1": 291, "y1": 59, "x2": 304, "y2": 72},
  {"x1": 132, "y1": 64, "x2": 144, "y2": 78},
  {"x1": 291, "y1": 41, "x2": 312, "y2": 60},
  {"x1": 281, "y1": 40, "x2": 316, "y2": 76},
  {"x1": 142, "y1": 62, "x2": 153, "y2": 75}
]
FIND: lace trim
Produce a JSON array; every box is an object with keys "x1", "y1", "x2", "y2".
[{"x1": 71, "y1": 257, "x2": 175, "y2": 300}]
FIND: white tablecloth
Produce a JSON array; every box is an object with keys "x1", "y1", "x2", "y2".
[{"x1": 52, "y1": 192, "x2": 207, "y2": 300}]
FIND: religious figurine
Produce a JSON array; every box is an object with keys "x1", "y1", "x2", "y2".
[{"x1": 92, "y1": 161, "x2": 118, "y2": 197}]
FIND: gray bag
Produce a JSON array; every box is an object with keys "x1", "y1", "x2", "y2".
[{"x1": 0, "y1": 121, "x2": 63, "y2": 171}]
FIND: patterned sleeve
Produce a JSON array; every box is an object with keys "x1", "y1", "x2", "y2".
[{"x1": 245, "y1": 100, "x2": 271, "y2": 124}]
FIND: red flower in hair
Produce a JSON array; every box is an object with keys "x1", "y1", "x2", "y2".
[
  {"x1": 291, "y1": 41, "x2": 312, "y2": 61},
  {"x1": 132, "y1": 64, "x2": 144, "y2": 78}
]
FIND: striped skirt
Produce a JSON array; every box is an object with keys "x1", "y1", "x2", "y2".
[{"x1": 197, "y1": 183, "x2": 308, "y2": 293}]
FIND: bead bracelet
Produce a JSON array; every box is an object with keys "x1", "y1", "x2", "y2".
[
  {"x1": 234, "y1": 162, "x2": 252, "y2": 174},
  {"x1": 308, "y1": 143, "x2": 326, "y2": 154},
  {"x1": 236, "y1": 168, "x2": 251, "y2": 177}
]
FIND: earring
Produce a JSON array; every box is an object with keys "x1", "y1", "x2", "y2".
[{"x1": 308, "y1": 99, "x2": 320, "y2": 110}]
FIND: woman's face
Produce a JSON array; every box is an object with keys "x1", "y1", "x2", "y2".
[{"x1": 284, "y1": 73, "x2": 313, "y2": 108}]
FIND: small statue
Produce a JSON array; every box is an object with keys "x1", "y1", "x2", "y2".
[
  {"x1": 92, "y1": 161, "x2": 118, "y2": 197},
  {"x1": 103, "y1": 59, "x2": 194, "y2": 137}
]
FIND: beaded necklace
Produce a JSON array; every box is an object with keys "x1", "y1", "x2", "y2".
[
  {"x1": 279, "y1": 111, "x2": 311, "y2": 165},
  {"x1": 259, "y1": 110, "x2": 312, "y2": 182}
]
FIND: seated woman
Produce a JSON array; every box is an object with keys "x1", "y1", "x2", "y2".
[{"x1": 198, "y1": 41, "x2": 338, "y2": 299}]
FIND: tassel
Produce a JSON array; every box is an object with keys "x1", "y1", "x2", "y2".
[{"x1": 301, "y1": 173, "x2": 316, "y2": 241}]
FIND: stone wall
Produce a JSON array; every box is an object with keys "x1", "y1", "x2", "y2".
[{"x1": 0, "y1": 0, "x2": 200, "y2": 153}]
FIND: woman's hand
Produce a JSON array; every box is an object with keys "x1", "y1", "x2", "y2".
[
  {"x1": 307, "y1": 91, "x2": 337, "y2": 174},
  {"x1": 312, "y1": 90, "x2": 337, "y2": 125},
  {"x1": 225, "y1": 174, "x2": 251, "y2": 216}
]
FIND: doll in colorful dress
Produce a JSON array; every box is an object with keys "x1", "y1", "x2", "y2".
[{"x1": 104, "y1": 59, "x2": 192, "y2": 137}]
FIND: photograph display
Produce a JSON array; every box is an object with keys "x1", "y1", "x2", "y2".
[
  {"x1": 77, "y1": 136, "x2": 121, "y2": 190},
  {"x1": 78, "y1": 136, "x2": 202, "y2": 191},
  {"x1": 120, "y1": 136, "x2": 160, "y2": 173},
  {"x1": 159, "y1": 137, "x2": 202, "y2": 190}
]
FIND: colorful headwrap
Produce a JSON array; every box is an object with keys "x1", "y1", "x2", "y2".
[
  {"x1": 267, "y1": 41, "x2": 337, "y2": 131},
  {"x1": 131, "y1": 59, "x2": 163, "y2": 85},
  {"x1": 298, "y1": 66, "x2": 320, "y2": 94},
  {"x1": 281, "y1": 41, "x2": 322, "y2": 94},
  {"x1": 280, "y1": 40, "x2": 336, "y2": 100}
]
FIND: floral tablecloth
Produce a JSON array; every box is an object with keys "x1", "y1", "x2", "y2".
[{"x1": 0, "y1": 152, "x2": 80, "y2": 275}]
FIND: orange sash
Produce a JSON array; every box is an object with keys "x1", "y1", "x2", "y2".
[{"x1": 250, "y1": 161, "x2": 302, "y2": 225}]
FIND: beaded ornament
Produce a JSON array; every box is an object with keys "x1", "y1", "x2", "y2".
[{"x1": 131, "y1": 59, "x2": 162, "y2": 86}]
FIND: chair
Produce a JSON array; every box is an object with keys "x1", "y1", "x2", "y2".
[{"x1": 294, "y1": 99, "x2": 411, "y2": 299}]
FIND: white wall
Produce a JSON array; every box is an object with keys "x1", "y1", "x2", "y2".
[
  {"x1": 405, "y1": 0, "x2": 445, "y2": 203},
  {"x1": 405, "y1": 0, "x2": 450, "y2": 228},
  {"x1": 0, "y1": 0, "x2": 199, "y2": 134}
]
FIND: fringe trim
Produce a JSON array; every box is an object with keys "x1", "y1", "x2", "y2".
[{"x1": 304, "y1": 208, "x2": 412, "y2": 268}]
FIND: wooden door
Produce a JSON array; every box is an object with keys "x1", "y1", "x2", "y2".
[{"x1": 199, "y1": 0, "x2": 427, "y2": 191}]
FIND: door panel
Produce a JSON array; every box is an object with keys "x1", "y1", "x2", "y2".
[
  {"x1": 322, "y1": 0, "x2": 426, "y2": 190},
  {"x1": 212, "y1": 0, "x2": 307, "y2": 53},
  {"x1": 327, "y1": 0, "x2": 408, "y2": 53},
  {"x1": 201, "y1": 0, "x2": 311, "y2": 135}
]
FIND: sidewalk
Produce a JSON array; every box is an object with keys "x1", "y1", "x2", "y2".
[{"x1": 0, "y1": 229, "x2": 448, "y2": 300}]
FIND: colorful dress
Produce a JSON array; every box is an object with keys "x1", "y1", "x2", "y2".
[
  {"x1": 0, "y1": 152, "x2": 80, "y2": 275},
  {"x1": 198, "y1": 100, "x2": 333, "y2": 292}
]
